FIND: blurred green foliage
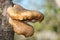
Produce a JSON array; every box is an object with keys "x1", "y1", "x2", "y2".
[{"x1": 32, "y1": 0, "x2": 60, "y2": 33}]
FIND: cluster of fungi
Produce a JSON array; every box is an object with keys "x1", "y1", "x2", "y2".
[{"x1": 7, "y1": 4, "x2": 44, "y2": 37}]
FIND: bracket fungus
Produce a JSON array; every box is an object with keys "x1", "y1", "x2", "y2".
[
  {"x1": 7, "y1": 4, "x2": 44, "y2": 37},
  {"x1": 9, "y1": 18, "x2": 34, "y2": 37}
]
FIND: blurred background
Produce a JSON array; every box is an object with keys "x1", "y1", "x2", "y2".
[{"x1": 12, "y1": 0, "x2": 60, "y2": 40}]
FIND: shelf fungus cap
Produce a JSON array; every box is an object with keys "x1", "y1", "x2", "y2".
[
  {"x1": 7, "y1": 5, "x2": 44, "y2": 22},
  {"x1": 9, "y1": 18, "x2": 34, "y2": 37}
]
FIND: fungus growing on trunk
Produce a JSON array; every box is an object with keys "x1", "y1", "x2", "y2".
[{"x1": 7, "y1": 4, "x2": 44, "y2": 37}]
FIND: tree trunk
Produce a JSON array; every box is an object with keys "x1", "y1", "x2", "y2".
[{"x1": 0, "y1": 0, "x2": 14, "y2": 40}]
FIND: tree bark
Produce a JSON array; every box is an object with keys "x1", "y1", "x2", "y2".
[{"x1": 0, "y1": 0, "x2": 14, "y2": 40}]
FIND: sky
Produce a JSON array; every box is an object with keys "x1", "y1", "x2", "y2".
[{"x1": 13, "y1": 0, "x2": 47, "y2": 13}]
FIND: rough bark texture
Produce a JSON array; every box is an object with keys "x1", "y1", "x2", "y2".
[{"x1": 0, "y1": 0, "x2": 14, "y2": 40}]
